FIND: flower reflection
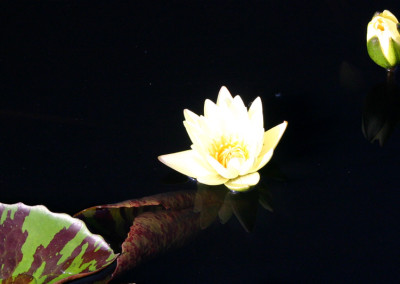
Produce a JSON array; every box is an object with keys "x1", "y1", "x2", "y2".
[
  {"x1": 362, "y1": 74, "x2": 400, "y2": 146},
  {"x1": 159, "y1": 86, "x2": 287, "y2": 192},
  {"x1": 194, "y1": 182, "x2": 273, "y2": 232}
]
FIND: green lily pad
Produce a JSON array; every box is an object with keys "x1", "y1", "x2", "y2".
[{"x1": 0, "y1": 202, "x2": 117, "y2": 284}]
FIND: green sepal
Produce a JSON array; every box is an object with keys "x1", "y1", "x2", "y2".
[
  {"x1": 389, "y1": 37, "x2": 400, "y2": 67},
  {"x1": 367, "y1": 36, "x2": 391, "y2": 69},
  {"x1": 367, "y1": 36, "x2": 400, "y2": 69}
]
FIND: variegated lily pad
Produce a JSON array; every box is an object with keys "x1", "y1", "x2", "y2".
[
  {"x1": 74, "y1": 190, "x2": 201, "y2": 280},
  {"x1": 0, "y1": 202, "x2": 117, "y2": 284}
]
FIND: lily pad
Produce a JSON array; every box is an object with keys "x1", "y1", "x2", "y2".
[
  {"x1": 74, "y1": 190, "x2": 201, "y2": 280},
  {"x1": 0, "y1": 202, "x2": 117, "y2": 283}
]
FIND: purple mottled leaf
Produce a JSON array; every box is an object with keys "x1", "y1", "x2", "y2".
[
  {"x1": 74, "y1": 190, "x2": 202, "y2": 280},
  {"x1": 0, "y1": 202, "x2": 117, "y2": 283}
]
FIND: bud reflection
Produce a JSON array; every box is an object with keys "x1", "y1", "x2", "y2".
[{"x1": 362, "y1": 70, "x2": 400, "y2": 146}]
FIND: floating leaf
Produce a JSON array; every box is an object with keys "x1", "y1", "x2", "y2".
[
  {"x1": 74, "y1": 190, "x2": 201, "y2": 280},
  {"x1": 0, "y1": 202, "x2": 117, "y2": 284}
]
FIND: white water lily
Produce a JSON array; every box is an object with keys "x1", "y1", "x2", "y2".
[{"x1": 158, "y1": 86, "x2": 287, "y2": 191}]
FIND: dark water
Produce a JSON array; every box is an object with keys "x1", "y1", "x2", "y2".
[{"x1": 1, "y1": 1, "x2": 399, "y2": 283}]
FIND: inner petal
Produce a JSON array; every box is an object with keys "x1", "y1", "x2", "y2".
[{"x1": 210, "y1": 137, "x2": 249, "y2": 169}]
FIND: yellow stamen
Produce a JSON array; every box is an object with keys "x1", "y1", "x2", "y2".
[{"x1": 375, "y1": 19, "x2": 385, "y2": 31}]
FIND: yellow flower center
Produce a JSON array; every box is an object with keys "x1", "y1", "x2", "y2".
[
  {"x1": 211, "y1": 137, "x2": 249, "y2": 168},
  {"x1": 375, "y1": 18, "x2": 385, "y2": 31}
]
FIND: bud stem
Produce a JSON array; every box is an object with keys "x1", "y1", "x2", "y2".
[{"x1": 387, "y1": 67, "x2": 396, "y2": 85}]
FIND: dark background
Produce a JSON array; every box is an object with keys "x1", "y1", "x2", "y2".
[{"x1": 1, "y1": 1, "x2": 399, "y2": 283}]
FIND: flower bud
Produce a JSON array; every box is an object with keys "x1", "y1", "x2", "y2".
[{"x1": 367, "y1": 10, "x2": 400, "y2": 69}]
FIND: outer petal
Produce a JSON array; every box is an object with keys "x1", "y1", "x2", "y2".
[
  {"x1": 251, "y1": 121, "x2": 287, "y2": 172},
  {"x1": 248, "y1": 97, "x2": 263, "y2": 129},
  {"x1": 158, "y1": 150, "x2": 214, "y2": 179},
  {"x1": 197, "y1": 174, "x2": 228, "y2": 186},
  {"x1": 231, "y1": 95, "x2": 248, "y2": 120},
  {"x1": 183, "y1": 120, "x2": 201, "y2": 146},
  {"x1": 217, "y1": 86, "x2": 234, "y2": 107},
  {"x1": 183, "y1": 109, "x2": 207, "y2": 148},
  {"x1": 251, "y1": 149, "x2": 274, "y2": 173},
  {"x1": 204, "y1": 99, "x2": 218, "y2": 119},
  {"x1": 184, "y1": 120, "x2": 213, "y2": 147},
  {"x1": 224, "y1": 172, "x2": 260, "y2": 191},
  {"x1": 263, "y1": 121, "x2": 288, "y2": 151},
  {"x1": 183, "y1": 109, "x2": 200, "y2": 124}
]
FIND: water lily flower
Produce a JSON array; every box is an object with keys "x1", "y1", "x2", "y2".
[
  {"x1": 158, "y1": 86, "x2": 287, "y2": 192},
  {"x1": 367, "y1": 10, "x2": 400, "y2": 69}
]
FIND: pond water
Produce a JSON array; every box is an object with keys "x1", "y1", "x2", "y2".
[{"x1": 1, "y1": 1, "x2": 399, "y2": 283}]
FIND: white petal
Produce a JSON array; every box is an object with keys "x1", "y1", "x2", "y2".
[
  {"x1": 217, "y1": 86, "x2": 234, "y2": 107},
  {"x1": 248, "y1": 97, "x2": 263, "y2": 129},
  {"x1": 262, "y1": 121, "x2": 287, "y2": 152},
  {"x1": 158, "y1": 150, "x2": 214, "y2": 179},
  {"x1": 226, "y1": 157, "x2": 243, "y2": 173},
  {"x1": 206, "y1": 155, "x2": 239, "y2": 179},
  {"x1": 379, "y1": 31, "x2": 391, "y2": 59},
  {"x1": 225, "y1": 184, "x2": 250, "y2": 191},
  {"x1": 198, "y1": 116, "x2": 221, "y2": 145},
  {"x1": 191, "y1": 143, "x2": 208, "y2": 159},
  {"x1": 183, "y1": 109, "x2": 199, "y2": 124},
  {"x1": 238, "y1": 156, "x2": 255, "y2": 175},
  {"x1": 382, "y1": 10, "x2": 399, "y2": 23},
  {"x1": 245, "y1": 127, "x2": 265, "y2": 157},
  {"x1": 197, "y1": 174, "x2": 228, "y2": 185},
  {"x1": 204, "y1": 99, "x2": 217, "y2": 119},
  {"x1": 251, "y1": 149, "x2": 274, "y2": 173},
  {"x1": 184, "y1": 116, "x2": 214, "y2": 148},
  {"x1": 202, "y1": 101, "x2": 225, "y2": 137},
  {"x1": 248, "y1": 97, "x2": 262, "y2": 118},
  {"x1": 251, "y1": 121, "x2": 287, "y2": 172},
  {"x1": 232, "y1": 95, "x2": 248, "y2": 119},
  {"x1": 224, "y1": 172, "x2": 260, "y2": 192},
  {"x1": 183, "y1": 120, "x2": 203, "y2": 147}
]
